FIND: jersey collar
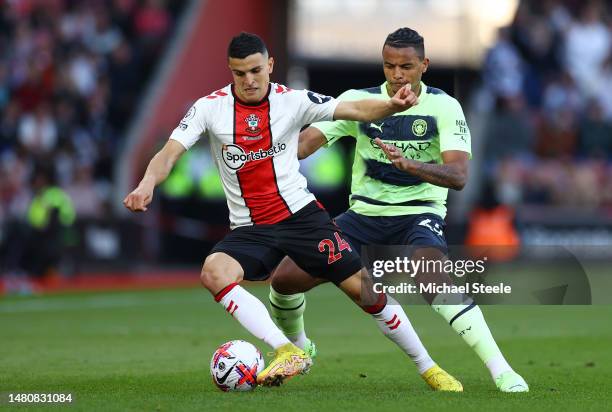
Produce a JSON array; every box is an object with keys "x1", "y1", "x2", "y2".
[{"x1": 231, "y1": 83, "x2": 272, "y2": 106}]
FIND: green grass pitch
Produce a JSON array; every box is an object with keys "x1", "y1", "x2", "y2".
[{"x1": 1, "y1": 284, "x2": 611, "y2": 411}]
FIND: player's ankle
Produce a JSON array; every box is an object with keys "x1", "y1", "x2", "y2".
[
  {"x1": 486, "y1": 354, "x2": 513, "y2": 380},
  {"x1": 288, "y1": 330, "x2": 309, "y2": 350}
]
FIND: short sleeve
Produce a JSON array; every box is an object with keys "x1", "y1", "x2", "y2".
[
  {"x1": 438, "y1": 97, "x2": 472, "y2": 156},
  {"x1": 169, "y1": 98, "x2": 208, "y2": 150},
  {"x1": 310, "y1": 90, "x2": 359, "y2": 147},
  {"x1": 294, "y1": 89, "x2": 340, "y2": 126}
]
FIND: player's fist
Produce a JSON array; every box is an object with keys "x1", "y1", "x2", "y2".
[
  {"x1": 123, "y1": 183, "x2": 154, "y2": 212},
  {"x1": 388, "y1": 84, "x2": 418, "y2": 112}
]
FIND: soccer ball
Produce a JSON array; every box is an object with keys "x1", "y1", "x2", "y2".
[{"x1": 210, "y1": 340, "x2": 264, "y2": 392}]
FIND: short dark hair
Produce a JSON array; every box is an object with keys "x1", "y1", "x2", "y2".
[
  {"x1": 384, "y1": 28, "x2": 425, "y2": 59},
  {"x1": 228, "y1": 32, "x2": 268, "y2": 59}
]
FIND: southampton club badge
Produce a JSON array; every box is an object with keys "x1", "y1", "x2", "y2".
[
  {"x1": 412, "y1": 118, "x2": 428, "y2": 137},
  {"x1": 245, "y1": 114, "x2": 261, "y2": 134}
]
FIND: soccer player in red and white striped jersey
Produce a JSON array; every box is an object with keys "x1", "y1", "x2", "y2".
[{"x1": 123, "y1": 32, "x2": 440, "y2": 387}]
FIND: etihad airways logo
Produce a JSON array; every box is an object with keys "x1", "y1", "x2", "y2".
[{"x1": 222, "y1": 142, "x2": 287, "y2": 170}]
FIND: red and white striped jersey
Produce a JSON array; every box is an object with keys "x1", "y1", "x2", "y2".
[{"x1": 169, "y1": 83, "x2": 338, "y2": 229}]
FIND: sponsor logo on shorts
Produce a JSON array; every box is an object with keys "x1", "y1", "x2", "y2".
[
  {"x1": 222, "y1": 142, "x2": 287, "y2": 170},
  {"x1": 418, "y1": 218, "x2": 444, "y2": 237}
]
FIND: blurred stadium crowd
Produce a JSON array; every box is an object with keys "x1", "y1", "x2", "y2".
[
  {"x1": 479, "y1": 0, "x2": 612, "y2": 210},
  {"x1": 0, "y1": 0, "x2": 184, "y2": 275},
  {"x1": 0, "y1": 0, "x2": 182, "y2": 218}
]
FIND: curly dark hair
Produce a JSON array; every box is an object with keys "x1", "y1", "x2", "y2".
[{"x1": 384, "y1": 27, "x2": 424, "y2": 59}]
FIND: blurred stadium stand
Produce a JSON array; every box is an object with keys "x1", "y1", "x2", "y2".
[
  {"x1": 1, "y1": 0, "x2": 611, "y2": 286},
  {"x1": 475, "y1": 0, "x2": 612, "y2": 247},
  {"x1": 0, "y1": 0, "x2": 188, "y2": 277}
]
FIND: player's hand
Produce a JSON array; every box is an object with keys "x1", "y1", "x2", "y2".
[
  {"x1": 374, "y1": 137, "x2": 410, "y2": 171},
  {"x1": 388, "y1": 84, "x2": 418, "y2": 112},
  {"x1": 123, "y1": 182, "x2": 154, "y2": 212}
]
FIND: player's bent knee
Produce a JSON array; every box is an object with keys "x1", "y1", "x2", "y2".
[
  {"x1": 270, "y1": 274, "x2": 294, "y2": 295},
  {"x1": 270, "y1": 257, "x2": 325, "y2": 294},
  {"x1": 338, "y1": 267, "x2": 383, "y2": 311},
  {"x1": 270, "y1": 271, "x2": 311, "y2": 295},
  {"x1": 199, "y1": 266, "x2": 219, "y2": 291},
  {"x1": 200, "y1": 252, "x2": 244, "y2": 294},
  {"x1": 200, "y1": 264, "x2": 238, "y2": 295},
  {"x1": 338, "y1": 268, "x2": 367, "y2": 304}
]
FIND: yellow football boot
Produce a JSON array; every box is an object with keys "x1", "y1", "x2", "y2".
[
  {"x1": 257, "y1": 343, "x2": 312, "y2": 387},
  {"x1": 421, "y1": 364, "x2": 464, "y2": 392}
]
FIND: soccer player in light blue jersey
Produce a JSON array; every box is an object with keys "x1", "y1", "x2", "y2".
[{"x1": 269, "y1": 28, "x2": 528, "y2": 392}]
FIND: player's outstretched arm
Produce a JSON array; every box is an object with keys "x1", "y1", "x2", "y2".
[
  {"x1": 333, "y1": 84, "x2": 418, "y2": 122},
  {"x1": 297, "y1": 127, "x2": 327, "y2": 159},
  {"x1": 374, "y1": 138, "x2": 469, "y2": 190},
  {"x1": 123, "y1": 139, "x2": 186, "y2": 212}
]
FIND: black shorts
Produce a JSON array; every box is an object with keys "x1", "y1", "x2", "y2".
[
  {"x1": 210, "y1": 201, "x2": 363, "y2": 284},
  {"x1": 334, "y1": 210, "x2": 448, "y2": 254}
]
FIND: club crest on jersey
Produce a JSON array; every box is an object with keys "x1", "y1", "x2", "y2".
[
  {"x1": 244, "y1": 114, "x2": 262, "y2": 135},
  {"x1": 412, "y1": 119, "x2": 428, "y2": 137}
]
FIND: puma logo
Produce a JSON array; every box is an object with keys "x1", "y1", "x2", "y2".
[{"x1": 370, "y1": 122, "x2": 384, "y2": 133}]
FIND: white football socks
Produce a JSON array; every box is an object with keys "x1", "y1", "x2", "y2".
[
  {"x1": 371, "y1": 296, "x2": 435, "y2": 374},
  {"x1": 215, "y1": 283, "x2": 290, "y2": 350},
  {"x1": 290, "y1": 330, "x2": 309, "y2": 349},
  {"x1": 432, "y1": 295, "x2": 512, "y2": 379}
]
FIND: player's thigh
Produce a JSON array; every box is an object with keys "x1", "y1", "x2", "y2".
[
  {"x1": 400, "y1": 213, "x2": 450, "y2": 283},
  {"x1": 204, "y1": 226, "x2": 284, "y2": 293},
  {"x1": 401, "y1": 213, "x2": 448, "y2": 252},
  {"x1": 270, "y1": 256, "x2": 327, "y2": 294},
  {"x1": 410, "y1": 246, "x2": 453, "y2": 286}
]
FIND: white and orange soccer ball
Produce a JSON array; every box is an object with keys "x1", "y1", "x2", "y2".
[{"x1": 210, "y1": 340, "x2": 264, "y2": 392}]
